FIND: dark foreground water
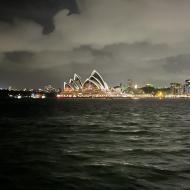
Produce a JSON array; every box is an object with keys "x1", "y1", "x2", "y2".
[{"x1": 0, "y1": 99, "x2": 190, "y2": 190}]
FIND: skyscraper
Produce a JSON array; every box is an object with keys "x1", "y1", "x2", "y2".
[{"x1": 184, "y1": 79, "x2": 190, "y2": 95}]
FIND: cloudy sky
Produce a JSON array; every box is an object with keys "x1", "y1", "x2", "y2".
[{"x1": 0, "y1": 0, "x2": 190, "y2": 88}]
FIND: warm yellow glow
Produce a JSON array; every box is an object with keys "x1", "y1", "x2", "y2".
[{"x1": 156, "y1": 91, "x2": 164, "y2": 98}]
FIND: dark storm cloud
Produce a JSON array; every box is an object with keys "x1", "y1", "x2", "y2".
[
  {"x1": 0, "y1": 0, "x2": 78, "y2": 33},
  {"x1": 0, "y1": 0, "x2": 190, "y2": 87}
]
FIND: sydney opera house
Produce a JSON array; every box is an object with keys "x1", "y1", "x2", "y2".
[{"x1": 58, "y1": 70, "x2": 110, "y2": 98}]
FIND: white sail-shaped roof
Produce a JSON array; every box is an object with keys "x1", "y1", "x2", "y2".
[
  {"x1": 83, "y1": 78, "x2": 101, "y2": 90},
  {"x1": 89, "y1": 76, "x2": 105, "y2": 90},
  {"x1": 64, "y1": 82, "x2": 74, "y2": 91},
  {"x1": 69, "y1": 78, "x2": 80, "y2": 90},
  {"x1": 90, "y1": 70, "x2": 109, "y2": 90},
  {"x1": 62, "y1": 70, "x2": 109, "y2": 93},
  {"x1": 74, "y1": 73, "x2": 83, "y2": 88}
]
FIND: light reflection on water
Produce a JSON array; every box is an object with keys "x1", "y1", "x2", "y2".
[{"x1": 0, "y1": 99, "x2": 190, "y2": 190}]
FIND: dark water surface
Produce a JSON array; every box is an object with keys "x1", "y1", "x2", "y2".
[{"x1": 0, "y1": 99, "x2": 190, "y2": 190}]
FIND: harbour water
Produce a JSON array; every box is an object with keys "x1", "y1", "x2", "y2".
[{"x1": 0, "y1": 99, "x2": 190, "y2": 190}]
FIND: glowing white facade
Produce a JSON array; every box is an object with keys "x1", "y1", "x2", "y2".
[
  {"x1": 64, "y1": 82, "x2": 74, "y2": 92},
  {"x1": 74, "y1": 74, "x2": 83, "y2": 89},
  {"x1": 82, "y1": 70, "x2": 109, "y2": 91},
  {"x1": 63, "y1": 70, "x2": 109, "y2": 92},
  {"x1": 69, "y1": 79, "x2": 80, "y2": 90},
  {"x1": 90, "y1": 70, "x2": 109, "y2": 90}
]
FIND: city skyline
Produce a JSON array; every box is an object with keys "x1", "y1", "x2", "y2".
[
  {"x1": 1, "y1": 70, "x2": 190, "y2": 98},
  {"x1": 1, "y1": 69, "x2": 190, "y2": 102},
  {"x1": 0, "y1": 0, "x2": 190, "y2": 88},
  {"x1": 1, "y1": 71, "x2": 190, "y2": 90}
]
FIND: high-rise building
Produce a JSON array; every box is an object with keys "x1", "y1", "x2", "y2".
[
  {"x1": 170, "y1": 83, "x2": 182, "y2": 95},
  {"x1": 184, "y1": 79, "x2": 190, "y2": 95}
]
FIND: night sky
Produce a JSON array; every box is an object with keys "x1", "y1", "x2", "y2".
[{"x1": 0, "y1": 0, "x2": 190, "y2": 88}]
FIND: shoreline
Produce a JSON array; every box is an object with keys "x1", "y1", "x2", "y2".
[
  {"x1": 56, "y1": 96, "x2": 190, "y2": 100},
  {"x1": 1, "y1": 96, "x2": 189, "y2": 100}
]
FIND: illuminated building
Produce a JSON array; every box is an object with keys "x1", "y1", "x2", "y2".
[
  {"x1": 44, "y1": 84, "x2": 56, "y2": 93},
  {"x1": 60, "y1": 70, "x2": 109, "y2": 97},
  {"x1": 83, "y1": 70, "x2": 109, "y2": 91},
  {"x1": 63, "y1": 74, "x2": 83, "y2": 92},
  {"x1": 90, "y1": 70, "x2": 109, "y2": 90},
  {"x1": 73, "y1": 74, "x2": 83, "y2": 89},
  {"x1": 83, "y1": 79, "x2": 101, "y2": 91},
  {"x1": 170, "y1": 83, "x2": 182, "y2": 95},
  {"x1": 69, "y1": 79, "x2": 80, "y2": 90},
  {"x1": 184, "y1": 79, "x2": 190, "y2": 95},
  {"x1": 63, "y1": 82, "x2": 74, "y2": 92}
]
